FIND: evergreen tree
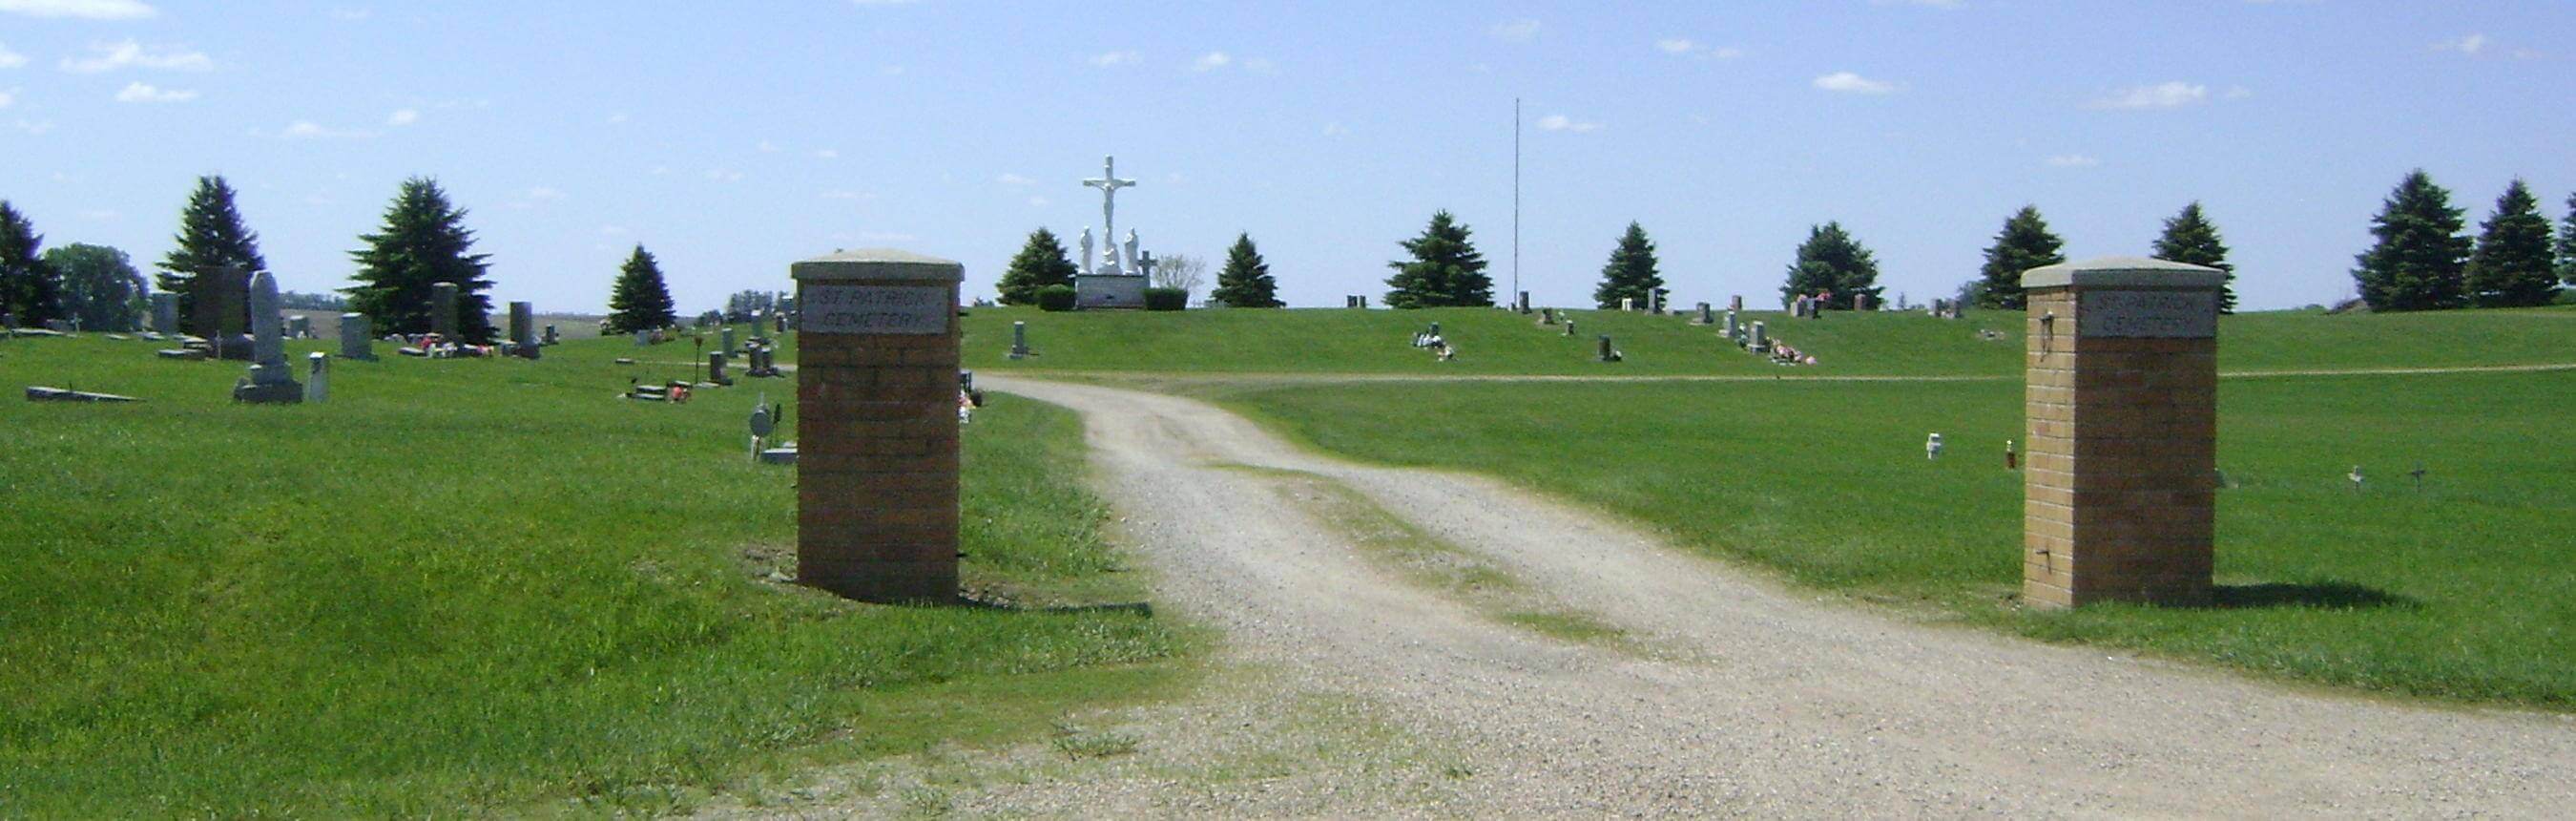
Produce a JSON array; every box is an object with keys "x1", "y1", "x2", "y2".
[
  {"x1": 2351, "y1": 169, "x2": 2471, "y2": 312},
  {"x1": 156, "y1": 176, "x2": 268, "y2": 335},
  {"x1": 1210, "y1": 232, "x2": 1282, "y2": 307},
  {"x1": 2150, "y1": 201, "x2": 2238, "y2": 313},
  {"x1": 1592, "y1": 221, "x2": 1664, "y2": 309},
  {"x1": 2463, "y1": 179, "x2": 2561, "y2": 307},
  {"x1": 1973, "y1": 205, "x2": 2065, "y2": 309},
  {"x1": 1384, "y1": 210, "x2": 1492, "y2": 308},
  {"x1": 2560, "y1": 192, "x2": 2576, "y2": 288},
  {"x1": 1779, "y1": 221, "x2": 1885, "y2": 309},
  {"x1": 0, "y1": 200, "x2": 61, "y2": 325},
  {"x1": 996, "y1": 228, "x2": 1078, "y2": 305},
  {"x1": 343, "y1": 178, "x2": 497, "y2": 342},
  {"x1": 603, "y1": 244, "x2": 678, "y2": 333},
  {"x1": 44, "y1": 243, "x2": 148, "y2": 331}
]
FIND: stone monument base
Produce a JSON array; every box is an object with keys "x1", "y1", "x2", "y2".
[
  {"x1": 233, "y1": 379, "x2": 304, "y2": 404},
  {"x1": 212, "y1": 333, "x2": 255, "y2": 360},
  {"x1": 1075, "y1": 274, "x2": 1148, "y2": 309}
]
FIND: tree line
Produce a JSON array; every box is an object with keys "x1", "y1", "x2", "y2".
[{"x1": 996, "y1": 228, "x2": 1284, "y2": 308}]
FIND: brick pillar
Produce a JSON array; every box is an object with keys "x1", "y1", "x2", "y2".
[
  {"x1": 791, "y1": 249, "x2": 964, "y2": 603},
  {"x1": 2023, "y1": 257, "x2": 2227, "y2": 608}
]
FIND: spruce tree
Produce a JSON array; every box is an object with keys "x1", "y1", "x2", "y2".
[
  {"x1": 2150, "y1": 201, "x2": 2238, "y2": 313},
  {"x1": 1384, "y1": 210, "x2": 1492, "y2": 308},
  {"x1": 156, "y1": 176, "x2": 268, "y2": 335},
  {"x1": 44, "y1": 243, "x2": 148, "y2": 331},
  {"x1": 1592, "y1": 221, "x2": 1664, "y2": 309},
  {"x1": 2351, "y1": 169, "x2": 2470, "y2": 312},
  {"x1": 0, "y1": 200, "x2": 61, "y2": 326},
  {"x1": 1973, "y1": 205, "x2": 2065, "y2": 309},
  {"x1": 343, "y1": 177, "x2": 498, "y2": 342},
  {"x1": 2560, "y1": 192, "x2": 2576, "y2": 288},
  {"x1": 2463, "y1": 179, "x2": 2561, "y2": 307},
  {"x1": 603, "y1": 244, "x2": 678, "y2": 333},
  {"x1": 1779, "y1": 221, "x2": 1885, "y2": 310},
  {"x1": 1210, "y1": 232, "x2": 1283, "y2": 307},
  {"x1": 996, "y1": 228, "x2": 1077, "y2": 305}
]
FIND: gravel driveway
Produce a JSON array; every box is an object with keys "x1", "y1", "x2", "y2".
[{"x1": 713, "y1": 376, "x2": 2576, "y2": 818}]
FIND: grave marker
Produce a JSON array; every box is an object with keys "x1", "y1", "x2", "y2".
[
  {"x1": 792, "y1": 248, "x2": 963, "y2": 604},
  {"x1": 2021, "y1": 257, "x2": 2224, "y2": 608},
  {"x1": 232, "y1": 271, "x2": 302, "y2": 403},
  {"x1": 431, "y1": 283, "x2": 459, "y2": 339},
  {"x1": 150, "y1": 293, "x2": 177, "y2": 335}
]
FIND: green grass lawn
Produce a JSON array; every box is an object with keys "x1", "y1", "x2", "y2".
[
  {"x1": 1190, "y1": 369, "x2": 2576, "y2": 708},
  {"x1": 0, "y1": 333, "x2": 1184, "y2": 816},
  {"x1": 948, "y1": 304, "x2": 2576, "y2": 377}
]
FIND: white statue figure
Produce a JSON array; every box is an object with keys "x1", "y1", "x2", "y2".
[
  {"x1": 1082, "y1": 156, "x2": 1137, "y2": 275},
  {"x1": 1121, "y1": 230, "x2": 1141, "y2": 277},
  {"x1": 1079, "y1": 227, "x2": 1095, "y2": 277}
]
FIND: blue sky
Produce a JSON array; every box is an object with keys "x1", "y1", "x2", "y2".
[{"x1": 2, "y1": 1, "x2": 2569, "y2": 312}]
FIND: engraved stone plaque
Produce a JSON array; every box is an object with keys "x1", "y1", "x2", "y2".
[
  {"x1": 2081, "y1": 290, "x2": 2216, "y2": 338},
  {"x1": 800, "y1": 284, "x2": 949, "y2": 335}
]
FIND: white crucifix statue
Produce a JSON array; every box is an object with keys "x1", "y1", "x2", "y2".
[{"x1": 1082, "y1": 155, "x2": 1138, "y2": 275}]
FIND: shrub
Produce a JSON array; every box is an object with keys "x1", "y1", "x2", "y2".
[
  {"x1": 1143, "y1": 287, "x2": 1188, "y2": 311},
  {"x1": 1036, "y1": 284, "x2": 1077, "y2": 312}
]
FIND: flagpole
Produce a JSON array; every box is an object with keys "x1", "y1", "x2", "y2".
[{"x1": 1512, "y1": 96, "x2": 1522, "y2": 308}]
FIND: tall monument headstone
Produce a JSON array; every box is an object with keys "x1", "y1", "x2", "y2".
[
  {"x1": 509, "y1": 301, "x2": 536, "y2": 358},
  {"x1": 2022, "y1": 257, "x2": 2225, "y2": 608},
  {"x1": 233, "y1": 271, "x2": 303, "y2": 403},
  {"x1": 792, "y1": 248, "x2": 965, "y2": 603},
  {"x1": 197, "y1": 265, "x2": 254, "y2": 359},
  {"x1": 150, "y1": 293, "x2": 177, "y2": 335},
  {"x1": 1073, "y1": 156, "x2": 1150, "y2": 309},
  {"x1": 430, "y1": 283, "x2": 459, "y2": 339}
]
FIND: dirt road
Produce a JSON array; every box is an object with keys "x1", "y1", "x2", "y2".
[{"x1": 724, "y1": 376, "x2": 2576, "y2": 817}]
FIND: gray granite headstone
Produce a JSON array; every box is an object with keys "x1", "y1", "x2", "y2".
[
  {"x1": 1008, "y1": 321, "x2": 1030, "y2": 359},
  {"x1": 634, "y1": 329, "x2": 650, "y2": 347},
  {"x1": 1751, "y1": 321, "x2": 1769, "y2": 351},
  {"x1": 286, "y1": 314, "x2": 312, "y2": 339},
  {"x1": 233, "y1": 271, "x2": 302, "y2": 403},
  {"x1": 542, "y1": 325, "x2": 558, "y2": 346},
  {"x1": 304, "y1": 351, "x2": 329, "y2": 403},
  {"x1": 1698, "y1": 303, "x2": 1714, "y2": 326},
  {"x1": 1723, "y1": 310, "x2": 1739, "y2": 340},
  {"x1": 199, "y1": 265, "x2": 254, "y2": 359},
  {"x1": 151, "y1": 293, "x2": 177, "y2": 334},
  {"x1": 708, "y1": 351, "x2": 729, "y2": 385},
  {"x1": 720, "y1": 326, "x2": 736, "y2": 354},
  {"x1": 509, "y1": 302, "x2": 538, "y2": 359},
  {"x1": 339, "y1": 312, "x2": 376, "y2": 359},
  {"x1": 431, "y1": 283, "x2": 459, "y2": 339}
]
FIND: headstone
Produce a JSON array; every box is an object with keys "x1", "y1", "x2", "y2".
[
  {"x1": 286, "y1": 315, "x2": 312, "y2": 339},
  {"x1": 721, "y1": 326, "x2": 736, "y2": 354},
  {"x1": 1564, "y1": 319, "x2": 1576, "y2": 337},
  {"x1": 1697, "y1": 303, "x2": 1714, "y2": 326},
  {"x1": 1540, "y1": 307, "x2": 1556, "y2": 325},
  {"x1": 430, "y1": 283, "x2": 459, "y2": 339},
  {"x1": 1651, "y1": 291, "x2": 1665, "y2": 315},
  {"x1": 792, "y1": 248, "x2": 964, "y2": 604},
  {"x1": 304, "y1": 351, "x2": 329, "y2": 403},
  {"x1": 1008, "y1": 321, "x2": 1030, "y2": 359},
  {"x1": 25, "y1": 386, "x2": 142, "y2": 403},
  {"x1": 197, "y1": 265, "x2": 253, "y2": 360},
  {"x1": 512, "y1": 304, "x2": 538, "y2": 352},
  {"x1": 1750, "y1": 321, "x2": 1769, "y2": 351},
  {"x1": 44, "y1": 319, "x2": 73, "y2": 333},
  {"x1": 1596, "y1": 334, "x2": 1619, "y2": 363},
  {"x1": 775, "y1": 310, "x2": 789, "y2": 333},
  {"x1": 233, "y1": 271, "x2": 302, "y2": 403},
  {"x1": 1620, "y1": 297, "x2": 1634, "y2": 312},
  {"x1": 1855, "y1": 293, "x2": 1875, "y2": 312},
  {"x1": 542, "y1": 325, "x2": 559, "y2": 346},
  {"x1": 634, "y1": 329, "x2": 650, "y2": 347},
  {"x1": 1723, "y1": 310, "x2": 1739, "y2": 340},
  {"x1": 150, "y1": 293, "x2": 177, "y2": 334},
  {"x1": 1517, "y1": 291, "x2": 1531, "y2": 313},
  {"x1": 1730, "y1": 295, "x2": 1743, "y2": 312},
  {"x1": 707, "y1": 351, "x2": 730, "y2": 386},
  {"x1": 2022, "y1": 257, "x2": 2225, "y2": 608}
]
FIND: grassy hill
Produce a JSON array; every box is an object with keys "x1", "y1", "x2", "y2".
[
  {"x1": 950, "y1": 304, "x2": 2576, "y2": 377},
  {"x1": 0, "y1": 333, "x2": 1182, "y2": 816}
]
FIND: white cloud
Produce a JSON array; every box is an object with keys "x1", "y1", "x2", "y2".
[
  {"x1": 328, "y1": 7, "x2": 367, "y2": 20},
  {"x1": 813, "y1": 148, "x2": 839, "y2": 159},
  {"x1": 14, "y1": 117, "x2": 52, "y2": 133},
  {"x1": 1242, "y1": 56, "x2": 1277, "y2": 74},
  {"x1": 525, "y1": 186, "x2": 565, "y2": 201},
  {"x1": 278, "y1": 120, "x2": 375, "y2": 139},
  {"x1": 61, "y1": 39, "x2": 212, "y2": 73},
  {"x1": 1655, "y1": 38, "x2": 1743, "y2": 59},
  {"x1": 1091, "y1": 50, "x2": 1140, "y2": 67},
  {"x1": 1535, "y1": 114, "x2": 1600, "y2": 133},
  {"x1": 705, "y1": 168, "x2": 743, "y2": 182},
  {"x1": 1814, "y1": 72, "x2": 1898, "y2": 94},
  {"x1": 1027, "y1": 196, "x2": 1049, "y2": 207},
  {"x1": 0, "y1": 88, "x2": 12, "y2": 108},
  {"x1": 757, "y1": 139, "x2": 781, "y2": 153},
  {"x1": 2044, "y1": 154, "x2": 2101, "y2": 167},
  {"x1": 648, "y1": 165, "x2": 669, "y2": 176},
  {"x1": 386, "y1": 108, "x2": 418, "y2": 126},
  {"x1": 0, "y1": 0, "x2": 156, "y2": 19},
  {"x1": 2431, "y1": 33, "x2": 2487, "y2": 55},
  {"x1": 1490, "y1": 18, "x2": 1541, "y2": 42},
  {"x1": 113, "y1": 80, "x2": 194, "y2": 102},
  {"x1": 0, "y1": 43, "x2": 26, "y2": 69},
  {"x1": 606, "y1": 112, "x2": 629, "y2": 124},
  {"x1": 997, "y1": 173, "x2": 1036, "y2": 186},
  {"x1": 1322, "y1": 121, "x2": 1349, "y2": 137},
  {"x1": 2222, "y1": 85, "x2": 2254, "y2": 100},
  {"x1": 2093, "y1": 80, "x2": 2206, "y2": 109},
  {"x1": 820, "y1": 190, "x2": 869, "y2": 200},
  {"x1": 1193, "y1": 51, "x2": 1231, "y2": 72}
]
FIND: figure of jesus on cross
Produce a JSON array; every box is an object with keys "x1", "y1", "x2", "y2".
[{"x1": 1082, "y1": 156, "x2": 1137, "y2": 275}]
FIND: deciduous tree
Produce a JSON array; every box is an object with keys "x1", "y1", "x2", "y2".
[{"x1": 44, "y1": 243, "x2": 148, "y2": 331}]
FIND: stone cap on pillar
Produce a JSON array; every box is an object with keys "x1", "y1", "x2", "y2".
[
  {"x1": 2024, "y1": 256, "x2": 2227, "y2": 289},
  {"x1": 792, "y1": 248, "x2": 964, "y2": 283}
]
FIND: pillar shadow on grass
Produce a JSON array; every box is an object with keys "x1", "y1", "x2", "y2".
[{"x1": 2211, "y1": 581, "x2": 2416, "y2": 611}]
